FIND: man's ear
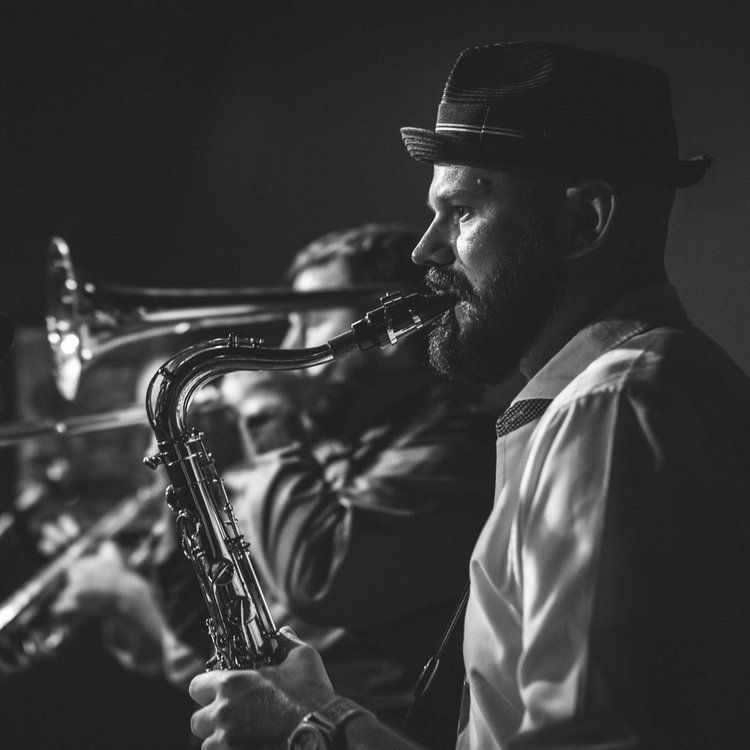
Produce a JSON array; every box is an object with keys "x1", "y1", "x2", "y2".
[{"x1": 563, "y1": 181, "x2": 617, "y2": 260}]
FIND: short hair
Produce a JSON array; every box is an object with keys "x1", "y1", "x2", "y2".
[{"x1": 285, "y1": 223, "x2": 424, "y2": 287}]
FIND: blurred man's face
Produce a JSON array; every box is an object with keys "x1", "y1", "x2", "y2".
[
  {"x1": 412, "y1": 164, "x2": 566, "y2": 385},
  {"x1": 287, "y1": 261, "x2": 356, "y2": 352},
  {"x1": 221, "y1": 257, "x2": 374, "y2": 434},
  {"x1": 286, "y1": 257, "x2": 401, "y2": 434}
]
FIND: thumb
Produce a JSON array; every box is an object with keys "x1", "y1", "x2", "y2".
[
  {"x1": 275, "y1": 626, "x2": 309, "y2": 660},
  {"x1": 276, "y1": 625, "x2": 308, "y2": 662},
  {"x1": 278, "y1": 625, "x2": 303, "y2": 646}
]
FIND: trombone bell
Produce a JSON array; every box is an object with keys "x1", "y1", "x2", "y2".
[
  {"x1": 46, "y1": 237, "x2": 91, "y2": 401},
  {"x1": 44, "y1": 237, "x2": 402, "y2": 402}
]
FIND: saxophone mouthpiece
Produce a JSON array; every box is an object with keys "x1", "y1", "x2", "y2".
[{"x1": 327, "y1": 291, "x2": 457, "y2": 359}]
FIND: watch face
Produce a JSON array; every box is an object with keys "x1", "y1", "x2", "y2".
[{"x1": 289, "y1": 725, "x2": 330, "y2": 750}]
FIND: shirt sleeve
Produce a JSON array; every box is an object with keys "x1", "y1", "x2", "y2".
[
  {"x1": 513, "y1": 390, "x2": 667, "y2": 747},
  {"x1": 512, "y1": 386, "x2": 749, "y2": 749},
  {"x1": 233, "y1": 401, "x2": 496, "y2": 630},
  {"x1": 515, "y1": 392, "x2": 621, "y2": 734}
]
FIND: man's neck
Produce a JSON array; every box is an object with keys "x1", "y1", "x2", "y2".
[{"x1": 519, "y1": 267, "x2": 668, "y2": 380}]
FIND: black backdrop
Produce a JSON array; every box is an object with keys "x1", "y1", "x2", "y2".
[{"x1": 3, "y1": 0, "x2": 750, "y2": 369}]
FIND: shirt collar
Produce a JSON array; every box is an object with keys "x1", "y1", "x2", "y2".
[{"x1": 514, "y1": 283, "x2": 691, "y2": 402}]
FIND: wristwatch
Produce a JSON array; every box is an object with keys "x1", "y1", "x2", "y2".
[{"x1": 287, "y1": 697, "x2": 372, "y2": 750}]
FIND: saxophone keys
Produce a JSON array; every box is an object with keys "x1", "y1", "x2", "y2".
[
  {"x1": 143, "y1": 452, "x2": 164, "y2": 470},
  {"x1": 207, "y1": 557, "x2": 235, "y2": 586},
  {"x1": 227, "y1": 596, "x2": 253, "y2": 626},
  {"x1": 164, "y1": 484, "x2": 178, "y2": 511}
]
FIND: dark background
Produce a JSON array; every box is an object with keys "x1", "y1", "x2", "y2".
[
  {"x1": 2, "y1": 0, "x2": 750, "y2": 369},
  {"x1": 0, "y1": 2, "x2": 749, "y2": 748}
]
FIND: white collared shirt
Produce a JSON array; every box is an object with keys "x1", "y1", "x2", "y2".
[{"x1": 458, "y1": 284, "x2": 750, "y2": 749}]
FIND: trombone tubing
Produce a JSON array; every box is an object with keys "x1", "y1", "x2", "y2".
[{"x1": 0, "y1": 406, "x2": 148, "y2": 448}]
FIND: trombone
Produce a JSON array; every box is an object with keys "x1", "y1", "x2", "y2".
[
  {"x1": 0, "y1": 406, "x2": 148, "y2": 449},
  {"x1": 0, "y1": 237, "x2": 401, "y2": 447},
  {"x1": 45, "y1": 236, "x2": 398, "y2": 401}
]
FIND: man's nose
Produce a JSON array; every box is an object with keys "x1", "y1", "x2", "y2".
[{"x1": 411, "y1": 219, "x2": 455, "y2": 267}]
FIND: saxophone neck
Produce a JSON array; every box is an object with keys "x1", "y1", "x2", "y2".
[
  {"x1": 145, "y1": 338, "x2": 332, "y2": 444},
  {"x1": 144, "y1": 290, "x2": 455, "y2": 444},
  {"x1": 327, "y1": 291, "x2": 456, "y2": 359}
]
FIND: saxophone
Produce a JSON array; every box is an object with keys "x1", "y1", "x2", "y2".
[{"x1": 143, "y1": 291, "x2": 455, "y2": 670}]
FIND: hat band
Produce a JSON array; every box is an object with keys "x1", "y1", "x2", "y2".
[
  {"x1": 435, "y1": 123, "x2": 528, "y2": 140},
  {"x1": 436, "y1": 101, "x2": 539, "y2": 144}
]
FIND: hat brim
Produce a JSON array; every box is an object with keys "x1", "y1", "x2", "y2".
[{"x1": 401, "y1": 127, "x2": 712, "y2": 188}]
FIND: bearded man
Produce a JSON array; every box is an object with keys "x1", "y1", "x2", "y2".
[{"x1": 185, "y1": 42, "x2": 750, "y2": 750}]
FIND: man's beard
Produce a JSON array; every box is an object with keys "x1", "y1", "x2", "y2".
[{"x1": 425, "y1": 216, "x2": 566, "y2": 386}]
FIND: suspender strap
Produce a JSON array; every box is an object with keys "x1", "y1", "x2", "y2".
[{"x1": 403, "y1": 398, "x2": 553, "y2": 729}]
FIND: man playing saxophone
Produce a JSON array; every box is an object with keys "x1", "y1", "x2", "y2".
[{"x1": 186, "y1": 42, "x2": 750, "y2": 750}]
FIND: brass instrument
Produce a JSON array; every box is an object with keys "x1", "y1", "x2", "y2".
[
  {"x1": 45, "y1": 237, "x2": 399, "y2": 402},
  {"x1": 143, "y1": 291, "x2": 455, "y2": 669},
  {"x1": 0, "y1": 405, "x2": 148, "y2": 449},
  {"x1": 2, "y1": 238, "x2": 397, "y2": 446},
  {"x1": 0, "y1": 483, "x2": 160, "y2": 672}
]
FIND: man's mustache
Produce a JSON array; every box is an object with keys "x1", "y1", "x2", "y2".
[{"x1": 425, "y1": 268, "x2": 475, "y2": 301}]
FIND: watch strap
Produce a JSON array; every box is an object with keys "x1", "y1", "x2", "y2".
[{"x1": 288, "y1": 697, "x2": 373, "y2": 749}]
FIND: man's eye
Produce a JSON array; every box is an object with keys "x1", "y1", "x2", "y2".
[{"x1": 454, "y1": 206, "x2": 472, "y2": 221}]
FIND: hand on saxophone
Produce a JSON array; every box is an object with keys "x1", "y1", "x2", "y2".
[{"x1": 189, "y1": 626, "x2": 335, "y2": 749}]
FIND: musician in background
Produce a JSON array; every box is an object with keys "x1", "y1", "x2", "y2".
[{"x1": 153, "y1": 223, "x2": 499, "y2": 747}]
